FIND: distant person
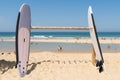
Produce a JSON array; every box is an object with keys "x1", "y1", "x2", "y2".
[{"x1": 58, "y1": 45, "x2": 62, "y2": 52}]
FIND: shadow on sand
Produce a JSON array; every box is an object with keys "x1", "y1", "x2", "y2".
[
  {"x1": 0, "y1": 59, "x2": 15, "y2": 74},
  {"x1": 0, "y1": 59, "x2": 40, "y2": 75},
  {"x1": 27, "y1": 60, "x2": 48, "y2": 75},
  {"x1": 27, "y1": 63, "x2": 37, "y2": 74},
  {"x1": 0, "y1": 59, "x2": 88, "y2": 75}
]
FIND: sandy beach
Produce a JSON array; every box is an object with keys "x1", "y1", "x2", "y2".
[{"x1": 0, "y1": 51, "x2": 120, "y2": 80}]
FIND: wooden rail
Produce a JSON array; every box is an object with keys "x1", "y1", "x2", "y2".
[{"x1": 31, "y1": 26, "x2": 92, "y2": 30}]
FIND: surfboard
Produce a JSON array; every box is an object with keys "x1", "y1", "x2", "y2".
[
  {"x1": 15, "y1": 3, "x2": 31, "y2": 77},
  {"x1": 88, "y1": 6, "x2": 104, "y2": 72}
]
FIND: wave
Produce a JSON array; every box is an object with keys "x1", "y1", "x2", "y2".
[
  {"x1": 48, "y1": 36, "x2": 53, "y2": 38},
  {"x1": 32, "y1": 36, "x2": 48, "y2": 38},
  {"x1": 31, "y1": 35, "x2": 54, "y2": 38},
  {"x1": 0, "y1": 36, "x2": 15, "y2": 39}
]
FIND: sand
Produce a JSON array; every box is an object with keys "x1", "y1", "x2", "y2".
[{"x1": 0, "y1": 51, "x2": 120, "y2": 80}]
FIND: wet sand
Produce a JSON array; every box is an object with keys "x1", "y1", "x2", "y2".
[{"x1": 1, "y1": 38, "x2": 120, "y2": 44}]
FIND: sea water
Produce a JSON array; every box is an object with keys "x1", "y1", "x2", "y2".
[{"x1": 0, "y1": 31, "x2": 120, "y2": 53}]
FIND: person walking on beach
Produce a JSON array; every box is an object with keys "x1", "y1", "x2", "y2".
[{"x1": 58, "y1": 45, "x2": 62, "y2": 52}]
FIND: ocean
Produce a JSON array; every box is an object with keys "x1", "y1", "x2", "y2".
[
  {"x1": 0, "y1": 32, "x2": 120, "y2": 38},
  {"x1": 0, "y1": 32, "x2": 120, "y2": 53}
]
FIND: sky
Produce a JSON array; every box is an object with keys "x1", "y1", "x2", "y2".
[{"x1": 0, "y1": 0, "x2": 120, "y2": 32}]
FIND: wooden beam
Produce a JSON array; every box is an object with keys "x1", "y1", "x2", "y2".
[{"x1": 31, "y1": 26, "x2": 91, "y2": 30}]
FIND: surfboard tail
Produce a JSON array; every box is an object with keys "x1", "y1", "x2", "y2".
[{"x1": 88, "y1": 6, "x2": 104, "y2": 72}]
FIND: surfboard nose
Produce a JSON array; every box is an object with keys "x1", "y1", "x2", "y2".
[{"x1": 19, "y1": 3, "x2": 31, "y2": 28}]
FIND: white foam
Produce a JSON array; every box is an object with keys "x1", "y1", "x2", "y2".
[{"x1": 32, "y1": 35, "x2": 48, "y2": 38}]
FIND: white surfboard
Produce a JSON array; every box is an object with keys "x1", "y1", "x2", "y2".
[
  {"x1": 15, "y1": 3, "x2": 31, "y2": 77},
  {"x1": 88, "y1": 6, "x2": 104, "y2": 72}
]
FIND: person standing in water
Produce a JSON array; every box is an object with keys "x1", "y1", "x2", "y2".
[{"x1": 58, "y1": 45, "x2": 62, "y2": 52}]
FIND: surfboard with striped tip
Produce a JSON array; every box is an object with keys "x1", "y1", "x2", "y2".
[{"x1": 15, "y1": 3, "x2": 31, "y2": 77}]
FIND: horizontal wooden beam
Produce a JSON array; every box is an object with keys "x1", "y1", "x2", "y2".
[{"x1": 31, "y1": 26, "x2": 92, "y2": 30}]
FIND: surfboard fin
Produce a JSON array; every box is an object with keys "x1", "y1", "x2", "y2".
[{"x1": 96, "y1": 60, "x2": 104, "y2": 73}]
